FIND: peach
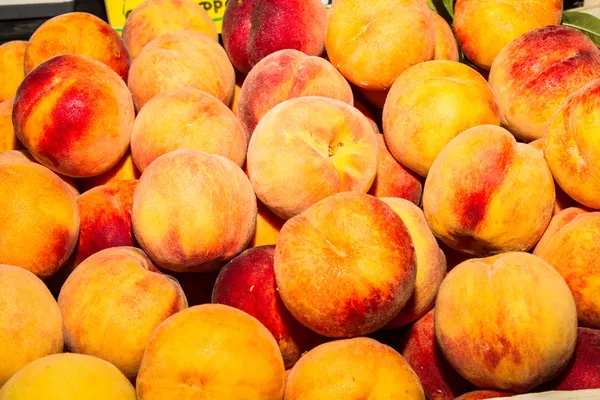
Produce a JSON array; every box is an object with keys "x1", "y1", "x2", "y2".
[
  {"x1": 360, "y1": 88, "x2": 388, "y2": 109},
  {"x1": 0, "y1": 353, "x2": 136, "y2": 399},
  {"x1": 383, "y1": 60, "x2": 500, "y2": 177},
  {"x1": 249, "y1": 201, "x2": 285, "y2": 248},
  {"x1": 353, "y1": 98, "x2": 380, "y2": 133},
  {"x1": 0, "y1": 265, "x2": 63, "y2": 387},
  {"x1": 231, "y1": 75, "x2": 243, "y2": 115},
  {"x1": 432, "y1": 11, "x2": 459, "y2": 62},
  {"x1": 274, "y1": 192, "x2": 416, "y2": 337},
  {"x1": 0, "y1": 160, "x2": 79, "y2": 279},
  {"x1": 58, "y1": 247, "x2": 187, "y2": 379},
  {"x1": 326, "y1": 0, "x2": 435, "y2": 91},
  {"x1": 122, "y1": 0, "x2": 217, "y2": 59},
  {"x1": 381, "y1": 198, "x2": 446, "y2": 328},
  {"x1": 0, "y1": 99, "x2": 21, "y2": 152},
  {"x1": 212, "y1": 245, "x2": 324, "y2": 368},
  {"x1": 24, "y1": 12, "x2": 129, "y2": 81},
  {"x1": 222, "y1": 0, "x2": 326, "y2": 74},
  {"x1": 455, "y1": 391, "x2": 514, "y2": 400},
  {"x1": 454, "y1": 0, "x2": 562, "y2": 70},
  {"x1": 247, "y1": 96, "x2": 377, "y2": 219},
  {"x1": 489, "y1": 26, "x2": 600, "y2": 142},
  {"x1": 0, "y1": 41, "x2": 27, "y2": 102},
  {"x1": 78, "y1": 150, "x2": 140, "y2": 192},
  {"x1": 533, "y1": 208, "x2": 600, "y2": 328},
  {"x1": 132, "y1": 150, "x2": 256, "y2": 272},
  {"x1": 128, "y1": 30, "x2": 235, "y2": 110},
  {"x1": 435, "y1": 252, "x2": 578, "y2": 392},
  {"x1": 13, "y1": 54, "x2": 134, "y2": 178},
  {"x1": 423, "y1": 125, "x2": 554, "y2": 256},
  {"x1": 131, "y1": 88, "x2": 247, "y2": 172},
  {"x1": 285, "y1": 337, "x2": 425, "y2": 399},
  {"x1": 136, "y1": 304, "x2": 285, "y2": 399}
]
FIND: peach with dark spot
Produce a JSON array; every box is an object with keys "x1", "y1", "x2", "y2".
[
  {"x1": 435, "y1": 252, "x2": 577, "y2": 392},
  {"x1": 423, "y1": 125, "x2": 554, "y2": 256},
  {"x1": 455, "y1": 391, "x2": 514, "y2": 400},
  {"x1": 0, "y1": 41, "x2": 27, "y2": 102},
  {"x1": 78, "y1": 151, "x2": 140, "y2": 193},
  {"x1": 432, "y1": 11, "x2": 458, "y2": 62},
  {"x1": 0, "y1": 99, "x2": 22, "y2": 152}
]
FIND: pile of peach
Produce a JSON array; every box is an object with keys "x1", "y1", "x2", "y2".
[{"x1": 1, "y1": 0, "x2": 600, "y2": 399}]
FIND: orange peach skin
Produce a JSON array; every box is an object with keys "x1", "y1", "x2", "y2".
[
  {"x1": 383, "y1": 60, "x2": 500, "y2": 177},
  {"x1": 132, "y1": 150, "x2": 257, "y2": 272},
  {"x1": 432, "y1": 11, "x2": 458, "y2": 61},
  {"x1": 131, "y1": 88, "x2": 247, "y2": 172},
  {"x1": 455, "y1": 391, "x2": 514, "y2": 400},
  {"x1": 0, "y1": 41, "x2": 27, "y2": 102},
  {"x1": 423, "y1": 125, "x2": 555, "y2": 256},
  {"x1": 0, "y1": 265, "x2": 63, "y2": 387},
  {"x1": 249, "y1": 201, "x2": 285, "y2": 248},
  {"x1": 326, "y1": 0, "x2": 435, "y2": 91},
  {"x1": 0, "y1": 160, "x2": 79, "y2": 279},
  {"x1": 13, "y1": 54, "x2": 134, "y2": 178},
  {"x1": 128, "y1": 30, "x2": 235, "y2": 110},
  {"x1": 454, "y1": 0, "x2": 562, "y2": 70},
  {"x1": 136, "y1": 304, "x2": 285, "y2": 400},
  {"x1": 489, "y1": 26, "x2": 600, "y2": 142},
  {"x1": 274, "y1": 192, "x2": 417, "y2": 337},
  {"x1": 285, "y1": 337, "x2": 425, "y2": 399},
  {"x1": 435, "y1": 252, "x2": 577, "y2": 392},
  {"x1": 78, "y1": 151, "x2": 140, "y2": 193},
  {"x1": 123, "y1": 0, "x2": 217, "y2": 59},
  {"x1": 0, "y1": 99, "x2": 22, "y2": 152},
  {"x1": 237, "y1": 49, "x2": 353, "y2": 136},
  {"x1": 24, "y1": 12, "x2": 130, "y2": 81},
  {"x1": 534, "y1": 208, "x2": 600, "y2": 328},
  {"x1": 59, "y1": 247, "x2": 187, "y2": 379},
  {"x1": 247, "y1": 96, "x2": 378, "y2": 220}
]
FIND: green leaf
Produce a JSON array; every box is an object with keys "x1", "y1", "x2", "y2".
[
  {"x1": 427, "y1": 0, "x2": 438, "y2": 13},
  {"x1": 562, "y1": 11, "x2": 600, "y2": 46},
  {"x1": 443, "y1": 0, "x2": 454, "y2": 20}
]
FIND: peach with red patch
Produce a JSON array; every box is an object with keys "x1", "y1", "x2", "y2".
[
  {"x1": 435, "y1": 252, "x2": 578, "y2": 392},
  {"x1": 0, "y1": 99, "x2": 22, "y2": 152},
  {"x1": 13, "y1": 54, "x2": 134, "y2": 178},
  {"x1": 78, "y1": 151, "x2": 140, "y2": 193},
  {"x1": 489, "y1": 26, "x2": 600, "y2": 141},
  {"x1": 432, "y1": 11, "x2": 458, "y2": 61},
  {"x1": 455, "y1": 391, "x2": 514, "y2": 400},
  {"x1": 222, "y1": 0, "x2": 326, "y2": 75},
  {"x1": 360, "y1": 88, "x2": 388, "y2": 109},
  {"x1": 24, "y1": 12, "x2": 130, "y2": 81},
  {"x1": 237, "y1": 49, "x2": 353, "y2": 137},
  {"x1": 423, "y1": 125, "x2": 554, "y2": 256},
  {"x1": 0, "y1": 41, "x2": 27, "y2": 102}
]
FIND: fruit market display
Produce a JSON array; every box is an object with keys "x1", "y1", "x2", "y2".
[{"x1": 1, "y1": 0, "x2": 600, "y2": 398}]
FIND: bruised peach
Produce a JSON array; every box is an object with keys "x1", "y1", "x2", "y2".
[
  {"x1": 0, "y1": 99, "x2": 21, "y2": 152},
  {"x1": 249, "y1": 201, "x2": 285, "y2": 248},
  {"x1": 435, "y1": 252, "x2": 577, "y2": 392},
  {"x1": 455, "y1": 391, "x2": 514, "y2": 400},
  {"x1": 0, "y1": 41, "x2": 27, "y2": 102},
  {"x1": 128, "y1": 30, "x2": 235, "y2": 110},
  {"x1": 13, "y1": 54, "x2": 134, "y2": 178},
  {"x1": 222, "y1": 0, "x2": 326, "y2": 74},
  {"x1": 423, "y1": 125, "x2": 554, "y2": 256},
  {"x1": 212, "y1": 246, "x2": 324, "y2": 368},
  {"x1": 24, "y1": 12, "x2": 129, "y2": 81},
  {"x1": 432, "y1": 12, "x2": 458, "y2": 61},
  {"x1": 136, "y1": 304, "x2": 285, "y2": 400},
  {"x1": 131, "y1": 88, "x2": 247, "y2": 172},
  {"x1": 489, "y1": 26, "x2": 600, "y2": 142},
  {"x1": 78, "y1": 151, "x2": 140, "y2": 193},
  {"x1": 237, "y1": 49, "x2": 353, "y2": 136},
  {"x1": 123, "y1": 0, "x2": 217, "y2": 59}
]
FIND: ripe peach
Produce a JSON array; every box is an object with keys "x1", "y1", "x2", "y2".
[
  {"x1": 432, "y1": 11, "x2": 458, "y2": 61},
  {"x1": 435, "y1": 252, "x2": 578, "y2": 392},
  {"x1": 0, "y1": 353, "x2": 136, "y2": 399},
  {"x1": 24, "y1": 12, "x2": 129, "y2": 81},
  {"x1": 131, "y1": 88, "x2": 247, "y2": 172},
  {"x1": 78, "y1": 151, "x2": 140, "y2": 193},
  {"x1": 285, "y1": 337, "x2": 425, "y2": 399},
  {"x1": 128, "y1": 30, "x2": 235, "y2": 110},
  {"x1": 136, "y1": 304, "x2": 285, "y2": 400},
  {"x1": 212, "y1": 245, "x2": 324, "y2": 368},
  {"x1": 360, "y1": 88, "x2": 388, "y2": 109},
  {"x1": 489, "y1": 26, "x2": 600, "y2": 142},
  {"x1": 423, "y1": 125, "x2": 554, "y2": 256},
  {"x1": 222, "y1": 0, "x2": 326, "y2": 74},
  {"x1": 383, "y1": 61, "x2": 500, "y2": 177},
  {"x1": 132, "y1": 150, "x2": 256, "y2": 272},
  {"x1": 0, "y1": 160, "x2": 79, "y2": 279},
  {"x1": 0, "y1": 41, "x2": 27, "y2": 102},
  {"x1": 455, "y1": 391, "x2": 514, "y2": 400},
  {"x1": 0, "y1": 265, "x2": 63, "y2": 387},
  {"x1": 237, "y1": 49, "x2": 353, "y2": 136},
  {"x1": 122, "y1": 0, "x2": 217, "y2": 59},
  {"x1": 454, "y1": 0, "x2": 562, "y2": 70},
  {"x1": 249, "y1": 201, "x2": 285, "y2": 248},
  {"x1": 274, "y1": 192, "x2": 416, "y2": 337},
  {"x1": 0, "y1": 99, "x2": 21, "y2": 152},
  {"x1": 247, "y1": 96, "x2": 377, "y2": 220},
  {"x1": 13, "y1": 54, "x2": 134, "y2": 178}
]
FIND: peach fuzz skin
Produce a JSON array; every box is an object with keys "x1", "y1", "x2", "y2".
[
  {"x1": 0, "y1": 41, "x2": 27, "y2": 102},
  {"x1": 435, "y1": 252, "x2": 577, "y2": 392},
  {"x1": 248, "y1": 201, "x2": 285, "y2": 248},
  {"x1": 423, "y1": 125, "x2": 555, "y2": 256},
  {"x1": 13, "y1": 54, "x2": 134, "y2": 178},
  {"x1": 431, "y1": 11, "x2": 458, "y2": 62},
  {"x1": 136, "y1": 304, "x2": 285, "y2": 400},
  {"x1": 122, "y1": 0, "x2": 217, "y2": 59},
  {"x1": 0, "y1": 99, "x2": 22, "y2": 152},
  {"x1": 24, "y1": 12, "x2": 130, "y2": 81},
  {"x1": 274, "y1": 192, "x2": 417, "y2": 338},
  {"x1": 78, "y1": 151, "x2": 140, "y2": 192}
]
